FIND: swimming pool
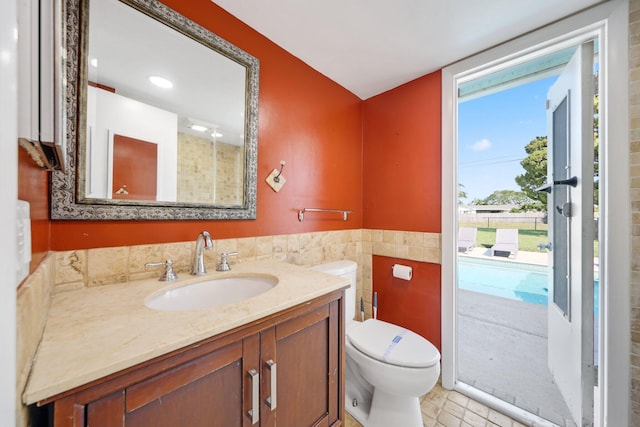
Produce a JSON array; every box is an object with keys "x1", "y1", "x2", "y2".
[{"x1": 457, "y1": 256, "x2": 599, "y2": 312}]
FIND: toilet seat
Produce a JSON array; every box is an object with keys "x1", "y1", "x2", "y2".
[{"x1": 347, "y1": 319, "x2": 440, "y2": 368}]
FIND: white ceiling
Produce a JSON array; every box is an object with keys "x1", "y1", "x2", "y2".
[{"x1": 212, "y1": 0, "x2": 603, "y2": 99}]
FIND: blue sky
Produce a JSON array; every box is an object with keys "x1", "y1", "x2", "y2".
[{"x1": 457, "y1": 76, "x2": 557, "y2": 203}]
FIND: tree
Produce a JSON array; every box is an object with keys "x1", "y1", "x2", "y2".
[
  {"x1": 473, "y1": 189, "x2": 534, "y2": 206},
  {"x1": 514, "y1": 95, "x2": 599, "y2": 209},
  {"x1": 458, "y1": 183, "x2": 468, "y2": 204},
  {"x1": 514, "y1": 136, "x2": 547, "y2": 209}
]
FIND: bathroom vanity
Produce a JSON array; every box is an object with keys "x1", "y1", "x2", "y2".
[{"x1": 23, "y1": 261, "x2": 347, "y2": 426}]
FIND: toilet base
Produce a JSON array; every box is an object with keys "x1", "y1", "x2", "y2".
[
  {"x1": 345, "y1": 361, "x2": 372, "y2": 425},
  {"x1": 346, "y1": 386, "x2": 424, "y2": 427}
]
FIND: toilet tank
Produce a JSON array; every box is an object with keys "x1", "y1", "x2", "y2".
[{"x1": 310, "y1": 260, "x2": 357, "y2": 321}]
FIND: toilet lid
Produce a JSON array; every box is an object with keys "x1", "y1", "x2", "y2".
[{"x1": 347, "y1": 319, "x2": 440, "y2": 368}]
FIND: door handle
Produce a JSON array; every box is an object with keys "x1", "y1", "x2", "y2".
[
  {"x1": 535, "y1": 176, "x2": 578, "y2": 193},
  {"x1": 538, "y1": 242, "x2": 552, "y2": 251},
  {"x1": 265, "y1": 359, "x2": 277, "y2": 411},
  {"x1": 247, "y1": 369, "x2": 259, "y2": 424}
]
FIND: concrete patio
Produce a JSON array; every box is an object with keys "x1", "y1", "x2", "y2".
[{"x1": 457, "y1": 249, "x2": 577, "y2": 427}]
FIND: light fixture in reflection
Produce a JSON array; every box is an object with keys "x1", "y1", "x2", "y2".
[
  {"x1": 148, "y1": 75, "x2": 173, "y2": 89},
  {"x1": 189, "y1": 124, "x2": 207, "y2": 132},
  {"x1": 186, "y1": 118, "x2": 222, "y2": 137}
]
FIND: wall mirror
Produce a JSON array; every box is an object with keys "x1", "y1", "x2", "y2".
[{"x1": 51, "y1": 0, "x2": 259, "y2": 220}]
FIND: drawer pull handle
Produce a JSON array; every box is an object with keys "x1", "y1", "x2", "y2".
[
  {"x1": 266, "y1": 360, "x2": 277, "y2": 410},
  {"x1": 248, "y1": 369, "x2": 259, "y2": 424}
]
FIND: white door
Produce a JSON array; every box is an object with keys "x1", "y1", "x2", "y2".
[{"x1": 545, "y1": 41, "x2": 595, "y2": 426}]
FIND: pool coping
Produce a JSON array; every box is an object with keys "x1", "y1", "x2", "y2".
[{"x1": 459, "y1": 247, "x2": 600, "y2": 274}]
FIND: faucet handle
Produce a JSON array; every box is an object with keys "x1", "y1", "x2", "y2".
[
  {"x1": 145, "y1": 259, "x2": 179, "y2": 281},
  {"x1": 216, "y1": 252, "x2": 238, "y2": 271}
]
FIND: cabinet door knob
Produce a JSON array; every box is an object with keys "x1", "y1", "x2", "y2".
[
  {"x1": 265, "y1": 360, "x2": 277, "y2": 411},
  {"x1": 247, "y1": 369, "x2": 259, "y2": 424}
]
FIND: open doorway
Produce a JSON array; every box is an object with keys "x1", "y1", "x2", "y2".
[
  {"x1": 454, "y1": 41, "x2": 599, "y2": 426},
  {"x1": 442, "y1": 3, "x2": 629, "y2": 426},
  {"x1": 443, "y1": 12, "x2": 620, "y2": 425}
]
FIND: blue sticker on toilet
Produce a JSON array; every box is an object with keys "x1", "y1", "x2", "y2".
[{"x1": 383, "y1": 330, "x2": 407, "y2": 361}]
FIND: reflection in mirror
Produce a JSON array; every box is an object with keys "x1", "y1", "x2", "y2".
[
  {"x1": 85, "y1": 0, "x2": 245, "y2": 204},
  {"x1": 51, "y1": 0, "x2": 259, "y2": 220}
]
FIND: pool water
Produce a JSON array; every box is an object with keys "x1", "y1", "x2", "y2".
[{"x1": 457, "y1": 257, "x2": 599, "y2": 313}]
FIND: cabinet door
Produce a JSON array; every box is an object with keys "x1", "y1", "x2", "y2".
[
  {"x1": 119, "y1": 341, "x2": 244, "y2": 427},
  {"x1": 269, "y1": 301, "x2": 341, "y2": 427}
]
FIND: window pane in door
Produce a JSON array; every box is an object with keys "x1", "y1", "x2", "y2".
[{"x1": 552, "y1": 96, "x2": 570, "y2": 317}]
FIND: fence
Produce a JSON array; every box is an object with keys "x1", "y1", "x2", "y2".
[{"x1": 459, "y1": 213, "x2": 547, "y2": 231}]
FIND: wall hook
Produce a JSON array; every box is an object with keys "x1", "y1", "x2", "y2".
[
  {"x1": 273, "y1": 160, "x2": 286, "y2": 182},
  {"x1": 266, "y1": 161, "x2": 286, "y2": 192},
  {"x1": 115, "y1": 184, "x2": 129, "y2": 195}
]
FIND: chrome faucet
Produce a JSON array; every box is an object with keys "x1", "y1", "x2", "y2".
[
  {"x1": 191, "y1": 231, "x2": 213, "y2": 275},
  {"x1": 145, "y1": 259, "x2": 178, "y2": 281},
  {"x1": 216, "y1": 251, "x2": 238, "y2": 271}
]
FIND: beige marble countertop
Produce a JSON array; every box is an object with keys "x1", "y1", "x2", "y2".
[{"x1": 23, "y1": 260, "x2": 348, "y2": 405}]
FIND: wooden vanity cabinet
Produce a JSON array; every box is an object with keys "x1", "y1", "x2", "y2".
[{"x1": 40, "y1": 291, "x2": 345, "y2": 427}]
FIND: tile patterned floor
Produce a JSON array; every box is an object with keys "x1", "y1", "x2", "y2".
[{"x1": 344, "y1": 382, "x2": 528, "y2": 427}]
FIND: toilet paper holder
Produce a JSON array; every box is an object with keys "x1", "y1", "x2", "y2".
[{"x1": 392, "y1": 264, "x2": 413, "y2": 280}]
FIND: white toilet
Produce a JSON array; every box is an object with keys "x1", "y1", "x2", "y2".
[{"x1": 311, "y1": 260, "x2": 441, "y2": 427}]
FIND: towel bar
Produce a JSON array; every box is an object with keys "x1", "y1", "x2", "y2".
[{"x1": 298, "y1": 208, "x2": 353, "y2": 222}]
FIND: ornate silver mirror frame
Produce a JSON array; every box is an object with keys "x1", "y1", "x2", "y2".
[{"x1": 51, "y1": 0, "x2": 259, "y2": 220}]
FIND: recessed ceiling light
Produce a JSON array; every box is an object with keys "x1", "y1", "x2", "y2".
[
  {"x1": 148, "y1": 75, "x2": 173, "y2": 89},
  {"x1": 189, "y1": 124, "x2": 207, "y2": 132},
  {"x1": 212, "y1": 131, "x2": 223, "y2": 138}
]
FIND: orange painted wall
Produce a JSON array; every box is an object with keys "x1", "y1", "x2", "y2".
[
  {"x1": 362, "y1": 71, "x2": 442, "y2": 233},
  {"x1": 372, "y1": 255, "x2": 441, "y2": 351},
  {"x1": 17, "y1": 148, "x2": 50, "y2": 268},
  {"x1": 363, "y1": 74, "x2": 443, "y2": 345},
  {"x1": 32, "y1": 0, "x2": 364, "y2": 250}
]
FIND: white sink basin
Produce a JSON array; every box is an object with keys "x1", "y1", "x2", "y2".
[{"x1": 145, "y1": 275, "x2": 278, "y2": 311}]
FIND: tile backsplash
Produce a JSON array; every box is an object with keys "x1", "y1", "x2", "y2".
[
  {"x1": 54, "y1": 230, "x2": 361, "y2": 288},
  {"x1": 52, "y1": 229, "x2": 441, "y2": 318}
]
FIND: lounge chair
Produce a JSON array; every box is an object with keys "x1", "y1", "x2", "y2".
[
  {"x1": 458, "y1": 227, "x2": 477, "y2": 253},
  {"x1": 491, "y1": 228, "x2": 519, "y2": 257}
]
